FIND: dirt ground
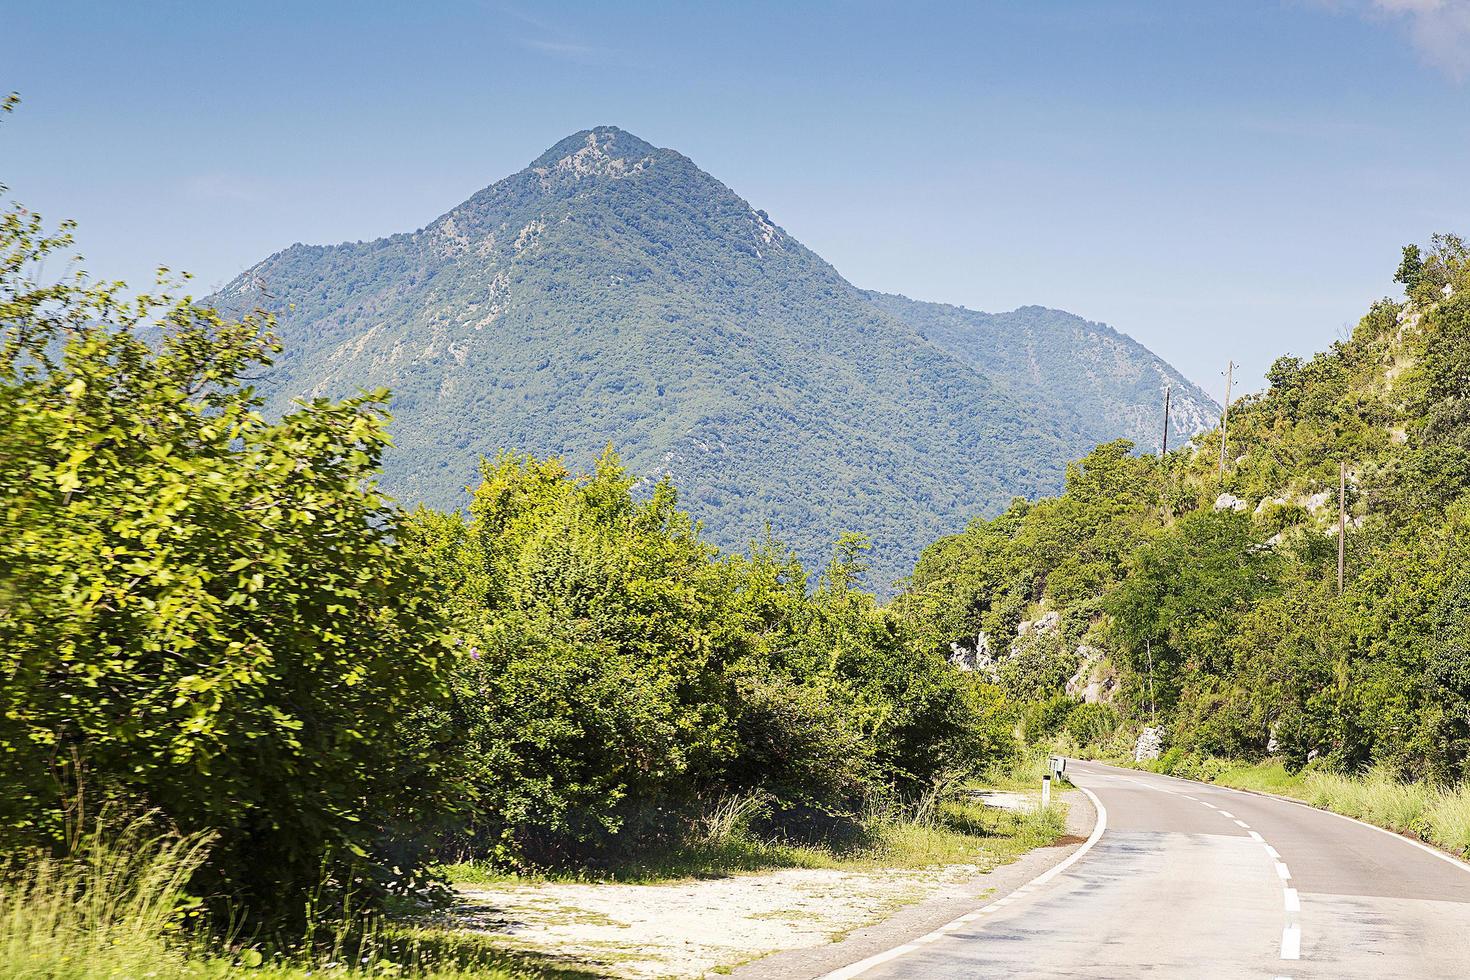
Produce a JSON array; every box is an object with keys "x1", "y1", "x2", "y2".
[{"x1": 453, "y1": 861, "x2": 995, "y2": 978}]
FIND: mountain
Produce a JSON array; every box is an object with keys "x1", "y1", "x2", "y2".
[
  {"x1": 865, "y1": 293, "x2": 1216, "y2": 453},
  {"x1": 212, "y1": 126, "x2": 1214, "y2": 586}
]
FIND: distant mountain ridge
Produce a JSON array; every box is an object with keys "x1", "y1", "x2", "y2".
[
  {"x1": 213, "y1": 126, "x2": 1215, "y2": 586},
  {"x1": 866, "y1": 292, "x2": 1217, "y2": 453}
]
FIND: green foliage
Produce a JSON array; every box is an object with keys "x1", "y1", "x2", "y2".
[
  {"x1": 900, "y1": 234, "x2": 1470, "y2": 786},
  {"x1": 405, "y1": 452, "x2": 1009, "y2": 868},
  {"x1": 1064, "y1": 703, "x2": 1118, "y2": 747},
  {"x1": 1022, "y1": 696, "x2": 1078, "y2": 743},
  {"x1": 0, "y1": 199, "x2": 451, "y2": 926}
]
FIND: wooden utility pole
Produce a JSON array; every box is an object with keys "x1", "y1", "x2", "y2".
[
  {"x1": 1161, "y1": 385, "x2": 1172, "y2": 457},
  {"x1": 1338, "y1": 461, "x2": 1347, "y2": 594},
  {"x1": 1218, "y1": 361, "x2": 1236, "y2": 480},
  {"x1": 1145, "y1": 638, "x2": 1157, "y2": 726}
]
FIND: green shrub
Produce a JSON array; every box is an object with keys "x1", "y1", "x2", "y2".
[
  {"x1": 0, "y1": 204, "x2": 451, "y2": 926},
  {"x1": 406, "y1": 456, "x2": 1011, "y2": 867},
  {"x1": 1023, "y1": 696, "x2": 1079, "y2": 743},
  {"x1": 1064, "y1": 703, "x2": 1118, "y2": 746}
]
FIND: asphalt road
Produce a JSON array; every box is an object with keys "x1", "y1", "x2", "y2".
[{"x1": 828, "y1": 761, "x2": 1470, "y2": 979}]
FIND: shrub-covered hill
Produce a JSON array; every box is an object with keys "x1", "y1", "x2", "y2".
[
  {"x1": 212, "y1": 126, "x2": 1212, "y2": 585},
  {"x1": 867, "y1": 292, "x2": 1217, "y2": 454},
  {"x1": 898, "y1": 235, "x2": 1470, "y2": 780}
]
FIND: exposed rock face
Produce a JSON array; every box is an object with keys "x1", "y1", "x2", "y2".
[
  {"x1": 1255, "y1": 496, "x2": 1287, "y2": 514},
  {"x1": 1214, "y1": 493, "x2": 1248, "y2": 512},
  {"x1": 948, "y1": 631, "x2": 996, "y2": 678},
  {"x1": 1134, "y1": 726, "x2": 1166, "y2": 761},
  {"x1": 1065, "y1": 645, "x2": 1116, "y2": 704},
  {"x1": 1018, "y1": 610, "x2": 1060, "y2": 637}
]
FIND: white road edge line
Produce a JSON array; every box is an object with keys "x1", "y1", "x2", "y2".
[{"x1": 815, "y1": 786, "x2": 1109, "y2": 980}]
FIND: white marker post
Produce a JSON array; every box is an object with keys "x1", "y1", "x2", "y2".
[{"x1": 1042, "y1": 756, "x2": 1067, "y2": 809}]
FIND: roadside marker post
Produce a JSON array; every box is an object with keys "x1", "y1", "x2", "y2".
[{"x1": 1043, "y1": 756, "x2": 1067, "y2": 808}]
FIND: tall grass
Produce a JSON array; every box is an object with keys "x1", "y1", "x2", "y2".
[
  {"x1": 692, "y1": 792, "x2": 772, "y2": 848},
  {"x1": 445, "y1": 781, "x2": 1071, "y2": 887},
  {"x1": 1296, "y1": 768, "x2": 1470, "y2": 857},
  {"x1": 1146, "y1": 756, "x2": 1470, "y2": 860},
  {"x1": 0, "y1": 814, "x2": 221, "y2": 980},
  {"x1": 0, "y1": 815, "x2": 538, "y2": 980}
]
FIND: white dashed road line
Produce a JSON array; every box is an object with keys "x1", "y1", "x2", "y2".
[
  {"x1": 1182, "y1": 784, "x2": 1301, "y2": 962},
  {"x1": 1281, "y1": 924, "x2": 1302, "y2": 960}
]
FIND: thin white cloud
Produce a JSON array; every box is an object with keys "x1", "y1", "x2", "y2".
[
  {"x1": 494, "y1": 3, "x2": 616, "y2": 64},
  {"x1": 519, "y1": 38, "x2": 608, "y2": 61},
  {"x1": 1324, "y1": 0, "x2": 1470, "y2": 80},
  {"x1": 183, "y1": 174, "x2": 271, "y2": 204}
]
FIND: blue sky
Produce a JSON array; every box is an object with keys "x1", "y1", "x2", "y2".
[{"x1": 5, "y1": 0, "x2": 1469, "y2": 395}]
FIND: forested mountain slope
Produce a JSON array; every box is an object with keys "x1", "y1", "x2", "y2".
[
  {"x1": 213, "y1": 126, "x2": 1209, "y2": 583},
  {"x1": 868, "y1": 292, "x2": 1217, "y2": 453},
  {"x1": 899, "y1": 236, "x2": 1470, "y2": 780}
]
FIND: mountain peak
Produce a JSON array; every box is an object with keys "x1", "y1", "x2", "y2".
[
  {"x1": 214, "y1": 128, "x2": 1213, "y2": 587},
  {"x1": 528, "y1": 126, "x2": 660, "y2": 174}
]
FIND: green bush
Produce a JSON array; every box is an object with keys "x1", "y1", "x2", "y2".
[
  {"x1": 0, "y1": 205, "x2": 451, "y2": 926},
  {"x1": 1064, "y1": 703, "x2": 1118, "y2": 746},
  {"x1": 405, "y1": 456, "x2": 1010, "y2": 867},
  {"x1": 1023, "y1": 696, "x2": 1079, "y2": 743}
]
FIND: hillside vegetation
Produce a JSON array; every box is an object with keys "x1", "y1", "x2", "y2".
[
  {"x1": 868, "y1": 292, "x2": 1216, "y2": 452},
  {"x1": 899, "y1": 235, "x2": 1470, "y2": 784},
  {"x1": 211, "y1": 126, "x2": 1214, "y2": 586}
]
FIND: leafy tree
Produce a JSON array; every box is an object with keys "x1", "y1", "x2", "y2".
[{"x1": 0, "y1": 198, "x2": 450, "y2": 926}]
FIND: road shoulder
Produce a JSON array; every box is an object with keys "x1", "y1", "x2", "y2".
[{"x1": 728, "y1": 788, "x2": 1098, "y2": 980}]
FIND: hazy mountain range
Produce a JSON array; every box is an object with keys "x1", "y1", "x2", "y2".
[{"x1": 213, "y1": 126, "x2": 1216, "y2": 586}]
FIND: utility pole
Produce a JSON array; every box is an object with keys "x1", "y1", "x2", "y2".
[
  {"x1": 1338, "y1": 461, "x2": 1347, "y2": 594},
  {"x1": 1218, "y1": 361, "x2": 1236, "y2": 480},
  {"x1": 1146, "y1": 638, "x2": 1157, "y2": 726},
  {"x1": 1161, "y1": 385, "x2": 1172, "y2": 457}
]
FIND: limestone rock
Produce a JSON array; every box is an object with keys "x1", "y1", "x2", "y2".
[
  {"x1": 1134, "y1": 726, "x2": 1166, "y2": 761},
  {"x1": 1066, "y1": 645, "x2": 1116, "y2": 704},
  {"x1": 1214, "y1": 493, "x2": 1248, "y2": 512},
  {"x1": 1255, "y1": 496, "x2": 1287, "y2": 515},
  {"x1": 1017, "y1": 612, "x2": 1059, "y2": 637}
]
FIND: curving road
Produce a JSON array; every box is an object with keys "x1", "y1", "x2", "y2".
[{"x1": 828, "y1": 761, "x2": 1470, "y2": 979}]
